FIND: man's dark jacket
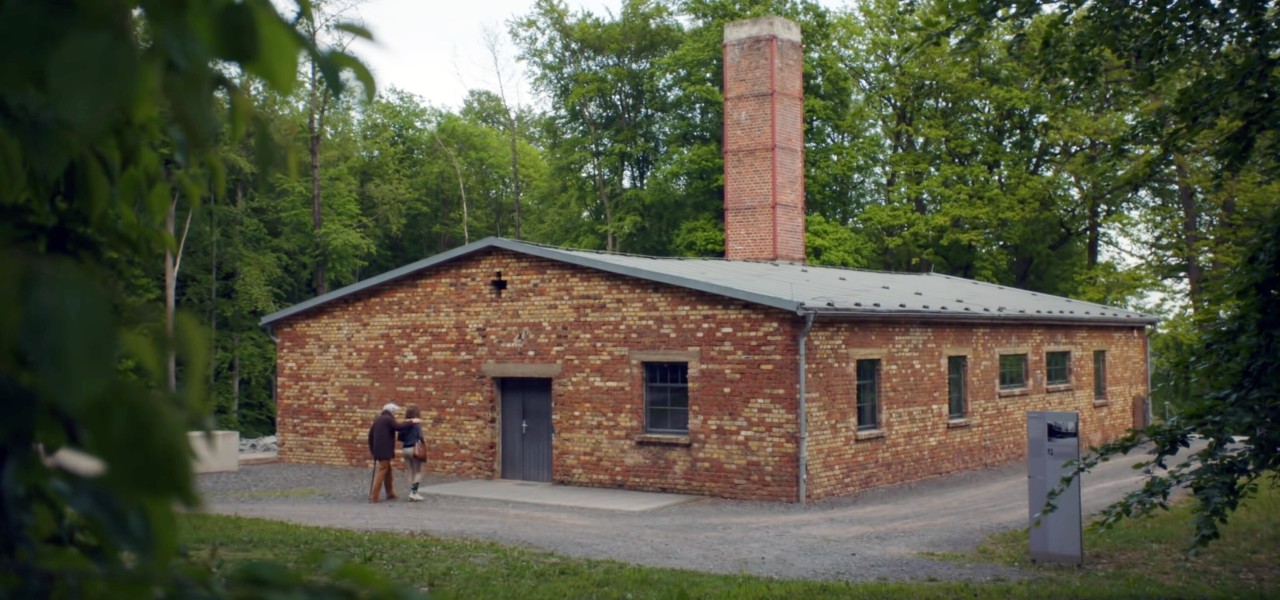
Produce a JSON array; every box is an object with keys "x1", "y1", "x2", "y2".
[{"x1": 368, "y1": 410, "x2": 412, "y2": 461}]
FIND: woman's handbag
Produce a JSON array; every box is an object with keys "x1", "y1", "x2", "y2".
[{"x1": 413, "y1": 441, "x2": 427, "y2": 460}]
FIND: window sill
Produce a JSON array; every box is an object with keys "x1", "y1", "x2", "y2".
[
  {"x1": 855, "y1": 429, "x2": 885, "y2": 441},
  {"x1": 1092, "y1": 399, "x2": 1109, "y2": 408},
  {"x1": 998, "y1": 387, "x2": 1030, "y2": 398},
  {"x1": 947, "y1": 418, "x2": 970, "y2": 429},
  {"x1": 1047, "y1": 384, "x2": 1073, "y2": 393},
  {"x1": 635, "y1": 433, "x2": 691, "y2": 446}
]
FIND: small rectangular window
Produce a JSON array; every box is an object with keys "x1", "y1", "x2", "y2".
[
  {"x1": 948, "y1": 356, "x2": 967, "y2": 419},
  {"x1": 1046, "y1": 351, "x2": 1071, "y2": 386},
  {"x1": 856, "y1": 359, "x2": 880, "y2": 431},
  {"x1": 1094, "y1": 350, "x2": 1107, "y2": 400},
  {"x1": 999, "y1": 354, "x2": 1027, "y2": 390},
  {"x1": 645, "y1": 362, "x2": 688, "y2": 433}
]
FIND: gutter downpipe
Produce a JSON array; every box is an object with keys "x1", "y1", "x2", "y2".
[{"x1": 797, "y1": 308, "x2": 816, "y2": 504}]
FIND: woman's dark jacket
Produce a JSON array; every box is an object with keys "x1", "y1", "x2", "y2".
[
  {"x1": 367, "y1": 410, "x2": 413, "y2": 460},
  {"x1": 398, "y1": 423, "x2": 423, "y2": 449}
]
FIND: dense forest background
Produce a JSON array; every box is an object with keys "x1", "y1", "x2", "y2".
[{"x1": 157, "y1": 0, "x2": 1274, "y2": 435}]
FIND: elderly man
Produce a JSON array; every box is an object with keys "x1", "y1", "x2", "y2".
[{"x1": 367, "y1": 402, "x2": 420, "y2": 503}]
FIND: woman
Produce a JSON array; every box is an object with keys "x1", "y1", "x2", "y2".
[{"x1": 398, "y1": 404, "x2": 426, "y2": 501}]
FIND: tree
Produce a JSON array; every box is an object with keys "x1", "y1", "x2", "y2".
[
  {"x1": 0, "y1": 0, "x2": 410, "y2": 596},
  {"x1": 1065, "y1": 205, "x2": 1279, "y2": 549},
  {"x1": 513, "y1": 0, "x2": 683, "y2": 252},
  {"x1": 952, "y1": 0, "x2": 1280, "y2": 547},
  {"x1": 298, "y1": 0, "x2": 369, "y2": 295}
]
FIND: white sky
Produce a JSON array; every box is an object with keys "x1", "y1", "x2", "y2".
[
  {"x1": 348, "y1": 0, "x2": 848, "y2": 111},
  {"x1": 349, "y1": 0, "x2": 624, "y2": 111}
]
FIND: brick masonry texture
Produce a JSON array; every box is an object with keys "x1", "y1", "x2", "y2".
[
  {"x1": 804, "y1": 321, "x2": 1147, "y2": 499},
  {"x1": 723, "y1": 30, "x2": 805, "y2": 263},
  {"x1": 274, "y1": 248, "x2": 1149, "y2": 502}
]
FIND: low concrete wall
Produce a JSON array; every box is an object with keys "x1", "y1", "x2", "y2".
[{"x1": 189, "y1": 430, "x2": 239, "y2": 473}]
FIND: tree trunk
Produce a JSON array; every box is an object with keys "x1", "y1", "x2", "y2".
[
  {"x1": 165, "y1": 196, "x2": 177, "y2": 394},
  {"x1": 1173, "y1": 154, "x2": 1202, "y2": 307},
  {"x1": 232, "y1": 333, "x2": 240, "y2": 421},
  {"x1": 1086, "y1": 191, "x2": 1101, "y2": 268},
  {"x1": 433, "y1": 129, "x2": 470, "y2": 244},
  {"x1": 583, "y1": 110, "x2": 614, "y2": 251},
  {"x1": 209, "y1": 189, "x2": 218, "y2": 396},
  {"x1": 166, "y1": 192, "x2": 195, "y2": 394},
  {"x1": 308, "y1": 56, "x2": 327, "y2": 295},
  {"x1": 509, "y1": 123, "x2": 522, "y2": 240}
]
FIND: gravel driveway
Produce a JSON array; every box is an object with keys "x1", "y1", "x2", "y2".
[{"x1": 197, "y1": 448, "x2": 1170, "y2": 582}]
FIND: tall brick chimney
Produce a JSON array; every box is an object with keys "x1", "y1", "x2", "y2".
[{"x1": 723, "y1": 16, "x2": 805, "y2": 263}]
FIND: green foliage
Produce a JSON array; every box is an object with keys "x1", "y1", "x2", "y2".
[
  {"x1": 1058, "y1": 207, "x2": 1280, "y2": 549},
  {"x1": 951, "y1": 0, "x2": 1279, "y2": 547},
  {"x1": 0, "y1": 0, "x2": 413, "y2": 597},
  {"x1": 805, "y1": 215, "x2": 873, "y2": 268}
]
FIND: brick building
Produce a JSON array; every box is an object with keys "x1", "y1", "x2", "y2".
[{"x1": 260, "y1": 16, "x2": 1156, "y2": 502}]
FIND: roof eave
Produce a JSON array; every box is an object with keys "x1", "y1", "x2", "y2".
[{"x1": 803, "y1": 307, "x2": 1158, "y2": 327}]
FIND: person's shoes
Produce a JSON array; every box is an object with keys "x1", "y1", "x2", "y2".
[
  {"x1": 387, "y1": 494, "x2": 399, "y2": 501},
  {"x1": 409, "y1": 492, "x2": 422, "y2": 502}
]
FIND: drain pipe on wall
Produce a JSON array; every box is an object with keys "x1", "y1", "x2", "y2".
[{"x1": 796, "y1": 308, "x2": 816, "y2": 504}]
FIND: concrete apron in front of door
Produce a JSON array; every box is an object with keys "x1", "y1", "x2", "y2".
[{"x1": 420, "y1": 479, "x2": 700, "y2": 512}]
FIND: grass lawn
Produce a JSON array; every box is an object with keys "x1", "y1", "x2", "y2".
[{"x1": 180, "y1": 482, "x2": 1279, "y2": 599}]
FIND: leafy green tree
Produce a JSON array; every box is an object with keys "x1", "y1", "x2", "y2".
[
  {"x1": 513, "y1": 0, "x2": 683, "y2": 252},
  {"x1": 1068, "y1": 206, "x2": 1279, "y2": 549},
  {"x1": 954, "y1": 0, "x2": 1279, "y2": 547},
  {"x1": 0, "y1": 0, "x2": 411, "y2": 596}
]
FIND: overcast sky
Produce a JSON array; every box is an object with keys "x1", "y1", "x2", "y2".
[
  {"x1": 347, "y1": 0, "x2": 848, "y2": 111},
  {"x1": 348, "y1": 0, "x2": 623, "y2": 110}
]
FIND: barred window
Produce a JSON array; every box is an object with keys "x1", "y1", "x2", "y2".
[
  {"x1": 1047, "y1": 351, "x2": 1071, "y2": 386},
  {"x1": 1093, "y1": 350, "x2": 1107, "y2": 400},
  {"x1": 645, "y1": 363, "x2": 688, "y2": 433},
  {"x1": 856, "y1": 359, "x2": 880, "y2": 431},
  {"x1": 999, "y1": 354, "x2": 1027, "y2": 390},
  {"x1": 948, "y1": 356, "x2": 967, "y2": 419}
]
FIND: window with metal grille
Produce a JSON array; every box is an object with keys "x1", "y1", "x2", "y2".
[
  {"x1": 1093, "y1": 350, "x2": 1107, "y2": 400},
  {"x1": 644, "y1": 362, "x2": 688, "y2": 433},
  {"x1": 856, "y1": 359, "x2": 880, "y2": 431},
  {"x1": 999, "y1": 354, "x2": 1027, "y2": 390},
  {"x1": 1046, "y1": 351, "x2": 1071, "y2": 386},
  {"x1": 948, "y1": 356, "x2": 967, "y2": 419}
]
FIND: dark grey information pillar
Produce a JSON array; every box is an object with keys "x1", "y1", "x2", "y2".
[{"x1": 1027, "y1": 411, "x2": 1083, "y2": 565}]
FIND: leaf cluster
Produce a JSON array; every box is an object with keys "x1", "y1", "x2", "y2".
[{"x1": 0, "y1": 0, "x2": 415, "y2": 597}]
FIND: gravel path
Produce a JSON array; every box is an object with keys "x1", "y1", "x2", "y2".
[{"x1": 197, "y1": 449, "x2": 1167, "y2": 583}]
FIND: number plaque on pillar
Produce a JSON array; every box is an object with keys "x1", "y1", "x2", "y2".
[{"x1": 1027, "y1": 411, "x2": 1083, "y2": 565}]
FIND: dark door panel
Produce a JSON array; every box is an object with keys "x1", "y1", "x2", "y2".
[{"x1": 499, "y1": 378, "x2": 553, "y2": 482}]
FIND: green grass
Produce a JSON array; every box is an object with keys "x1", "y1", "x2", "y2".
[{"x1": 180, "y1": 483, "x2": 1280, "y2": 599}]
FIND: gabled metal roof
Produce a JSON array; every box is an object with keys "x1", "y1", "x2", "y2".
[{"x1": 260, "y1": 237, "x2": 1157, "y2": 327}]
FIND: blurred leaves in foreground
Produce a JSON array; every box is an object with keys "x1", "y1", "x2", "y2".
[{"x1": 0, "y1": 0, "x2": 414, "y2": 597}]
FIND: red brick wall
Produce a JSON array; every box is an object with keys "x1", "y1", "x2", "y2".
[
  {"x1": 723, "y1": 21, "x2": 805, "y2": 262},
  {"x1": 273, "y1": 248, "x2": 1148, "y2": 501},
  {"x1": 275, "y1": 249, "x2": 801, "y2": 500},
  {"x1": 803, "y1": 321, "x2": 1148, "y2": 499}
]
